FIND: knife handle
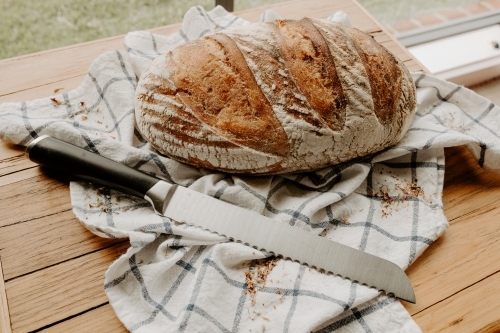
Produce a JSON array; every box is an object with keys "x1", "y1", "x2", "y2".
[{"x1": 26, "y1": 135, "x2": 161, "y2": 200}]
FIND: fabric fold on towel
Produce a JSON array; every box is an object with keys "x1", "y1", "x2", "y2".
[{"x1": 1, "y1": 5, "x2": 499, "y2": 333}]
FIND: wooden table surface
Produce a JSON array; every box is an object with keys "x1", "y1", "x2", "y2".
[{"x1": 1, "y1": 0, "x2": 499, "y2": 332}]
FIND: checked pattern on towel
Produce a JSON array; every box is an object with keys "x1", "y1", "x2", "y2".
[{"x1": 1, "y1": 5, "x2": 499, "y2": 333}]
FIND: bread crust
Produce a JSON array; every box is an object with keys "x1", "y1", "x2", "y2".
[{"x1": 135, "y1": 19, "x2": 417, "y2": 174}]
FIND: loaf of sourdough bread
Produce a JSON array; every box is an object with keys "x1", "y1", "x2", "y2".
[{"x1": 135, "y1": 18, "x2": 416, "y2": 174}]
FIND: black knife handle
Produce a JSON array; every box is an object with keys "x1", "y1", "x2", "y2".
[{"x1": 26, "y1": 135, "x2": 161, "y2": 199}]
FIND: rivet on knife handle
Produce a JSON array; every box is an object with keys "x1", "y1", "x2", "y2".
[{"x1": 26, "y1": 136, "x2": 416, "y2": 303}]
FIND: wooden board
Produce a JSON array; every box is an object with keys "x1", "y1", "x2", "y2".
[
  {"x1": 0, "y1": 0, "x2": 498, "y2": 332},
  {"x1": 403, "y1": 145, "x2": 500, "y2": 330},
  {"x1": 0, "y1": 257, "x2": 11, "y2": 333}
]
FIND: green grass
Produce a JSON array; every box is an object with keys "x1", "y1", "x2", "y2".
[
  {"x1": 0, "y1": 0, "x2": 291, "y2": 60},
  {"x1": 0, "y1": 0, "x2": 482, "y2": 60}
]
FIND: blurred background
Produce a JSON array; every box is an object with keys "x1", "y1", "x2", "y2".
[
  {"x1": 0, "y1": 0, "x2": 484, "y2": 59},
  {"x1": 1, "y1": 0, "x2": 499, "y2": 100}
]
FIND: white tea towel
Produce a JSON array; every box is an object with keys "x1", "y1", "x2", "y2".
[{"x1": 1, "y1": 6, "x2": 500, "y2": 333}]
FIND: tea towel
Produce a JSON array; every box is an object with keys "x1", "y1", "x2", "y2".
[{"x1": 1, "y1": 6, "x2": 499, "y2": 332}]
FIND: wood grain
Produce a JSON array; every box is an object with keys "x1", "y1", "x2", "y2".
[
  {"x1": 0, "y1": 153, "x2": 36, "y2": 178},
  {"x1": 0, "y1": 143, "x2": 39, "y2": 187},
  {"x1": 412, "y1": 271, "x2": 500, "y2": 332},
  {"x1": 0, "y1": 172, "x2": 71, "y2": 228},
  {"x1": 0, "y1": 75, "x2": 86, "y2": 104},
  {"x1": 0, "y1": 167, "x2": 43, "y2": 187},
  {"x1": 0, "y1": 209, "x2": 125, "y2": 280},
  {"x1": 40, "y1": 304, "x2": 127, "y2": 333},
  {"x1": 0, "y1": 258, "x2": 12, "y2": 333},
  {"x1": 442, "y1": 146, "x2": 500, "y2": 221},
  {"x1": 405, "y1": 60, "x2": 426, "y2": 73},
  {"x1": 0, "y1": 143, "x2": 25, "y2": 162},
  {"x1": 470, "y1": 76, "x2": 500, "y2": 106},
  {"x1": 404, "y1": 198, "x2": 500, "y2": 315},
  {"x1": 0, "y1": 25, "x2": 180, "y2": 100},
  {"x1": 5, "y1": 242, "x2": 129, "y2": 333},
  {"x1": 2, "y1": 0, "x2": 498, "y2": 332},
  {"x1": 403, "y1": 145, "x2": 500, "y2": 318},
  {"x1": 0, "y1": 38, "x2": 123, "y2": 98}
]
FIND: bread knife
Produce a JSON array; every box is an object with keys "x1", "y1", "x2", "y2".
[{"x1": 26, "y1": 135, "x2": 416, "y2": 303}]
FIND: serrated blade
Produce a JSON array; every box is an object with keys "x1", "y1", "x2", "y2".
[
  {"x1": 25, "y1": 136, "x2": 414, "y2": 302},
  {"x1": 163, "y1": 184, "x2": 416, "y2": 303}
]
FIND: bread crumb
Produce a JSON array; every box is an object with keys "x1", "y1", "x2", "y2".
[
  {"x1": 244, "y1": 257, "x2": 279, "y2": 305},
  {"x1": 50, "y1": 97, "x2": 61, "y2": 105},
  {"x1": 372, "y1": 177, "x2": 429, "y2": 217}
]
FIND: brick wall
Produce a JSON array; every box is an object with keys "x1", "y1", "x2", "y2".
[{"x1": 385, "y1": 0, "x2": 500, "y2": 34}]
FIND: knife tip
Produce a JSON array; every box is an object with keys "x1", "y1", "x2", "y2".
[{"x1": 398, "y1": 290, "x2": 416, "y2": 304}]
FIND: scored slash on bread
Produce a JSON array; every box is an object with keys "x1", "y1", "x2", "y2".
[{"x1": 135, "y1": 18, "x2": 416, "y2": 174}]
